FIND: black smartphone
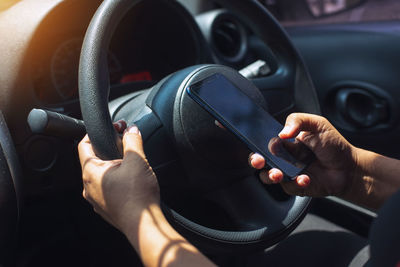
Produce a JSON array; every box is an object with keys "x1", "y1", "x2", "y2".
[{"x1": 186, "y1": 73, "x2": 314, "y2": 179}]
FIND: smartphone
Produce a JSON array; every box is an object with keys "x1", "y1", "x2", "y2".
[{"x1": 186, "y1": 73, "x2": 314, "y2": 179}]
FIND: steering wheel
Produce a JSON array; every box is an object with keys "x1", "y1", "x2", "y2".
[{"x1": 79, "y1": 0, "x2": 320, "y2": 253}]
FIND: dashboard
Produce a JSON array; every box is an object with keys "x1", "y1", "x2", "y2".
[
  {"x1": 29, "y1": 0, "x2": 209, "y2": 108},
  {"x1": 1, "y1": 0, "x2": 278, "y2": 195},
  {"x1": 2, "y1": 0, "x2": 277, "y2": 179},
  {"x1": 0, "y1": 1, "x2": 217, "y2": 261}
]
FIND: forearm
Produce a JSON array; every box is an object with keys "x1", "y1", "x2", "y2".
[
  {"x1": 122, "y1": 204, "x2": 215, "y2": 267},
  {"x1": 345, "y1": 148, "x2": 400, "y2": 210}
]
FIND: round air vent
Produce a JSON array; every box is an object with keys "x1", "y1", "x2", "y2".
[
  {"x1": 212, "y1": 18, "x2": 243, "y2": 58},
  {"x1": 196, "y1": 10, "x2": 247, "y2": 63}
]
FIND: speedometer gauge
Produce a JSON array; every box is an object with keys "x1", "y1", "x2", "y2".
[{"x1": 51, "y1": 38, "x2": 121, "y2": 101}]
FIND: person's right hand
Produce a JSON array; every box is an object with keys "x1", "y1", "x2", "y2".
[{"x1": 250, "y1": 113, "x2": 360, "y2": 198}]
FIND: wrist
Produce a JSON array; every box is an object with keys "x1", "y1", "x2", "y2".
[
  {"x1": 341, "y1": 147, "x2": 381, "y2": 209},
  {"x1": 340, "y1": 145, "x2": 366, "y2": 200},
  {"x1": 116, "y1": 196, "x2": 161, "y2": 235},
  {"x1": 121, "y1": 203, "x2": 215, "y2": 267},
  {"x1": 121, "y1": 202, "x2": 179, "y2": 259}
]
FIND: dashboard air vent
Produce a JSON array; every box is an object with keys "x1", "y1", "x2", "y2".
[{"x1": 211, "y1": 17, "x2": 246, "y2": 61}]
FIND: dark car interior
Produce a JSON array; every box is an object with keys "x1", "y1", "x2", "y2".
[{"x1": 1, "y1": 0, "x2": 399, "y2": 266}]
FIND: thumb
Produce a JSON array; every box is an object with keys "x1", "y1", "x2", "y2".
[
  {"x1": 279, "y1": 113, "x2": 327, "y2": 139},
  {"x1": 122, "y1": 125, "x2": 145, "y2": 159}
]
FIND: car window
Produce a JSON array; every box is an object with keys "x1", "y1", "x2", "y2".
[{"x1": 259, "y1": 0, "x2": 400, "y2": 26}]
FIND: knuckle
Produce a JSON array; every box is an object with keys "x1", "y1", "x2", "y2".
[
  {"x1": 82, "y1": 175, "x2": 91, "y2": 184},
  {"x1": 319, "y1": 116, "x2": 328, "y2": 124},
  {"x1": 287, "y1": 113, "x2": 298, "y2": 121},
  {"x1": 82, "y1": 189, "x2": 89, "y2": 200},
  {"x1": 77, "y1": 141, "x2": 84, "y2": 151},
  {"x1": 317, "y1": 116, "x2": 332, "y2": 131},
  {"x1": 282, "y1": 183, "x2": 298, "y2": 195},
  {"x1": 288, "y1": 113, "x2": 304, "y2": 126},
  {"x1": 83, "y1": 157, "x2": 98, "y2": 170},
  {"x1": 259, "y1": 170, "x2": 271, "y2": 184}
]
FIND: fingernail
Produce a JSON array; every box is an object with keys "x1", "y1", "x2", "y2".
[
  {"x1": 270, "y1": 170, "x2": 280, "y2": 183},
  {"x1": 116, "y1": 121, "x2": 123, "y2": 130},
  {"x1": 249, "y1": 153, "x2": 257, "y2": 162},
  {"x1": 298, "y1": 176, "x2": 310, "y2": 187},
  {"x1": 279, "y1": 126, "x2": 291, "y2": 137},
  {"x1": 128, "y1": 125, "x2": 140, "y2": 135},
  {"x1": 250, "y1": 153, "x2": 264, "y2": 169},
  {"x1": 253, "y1": 152, "x2": 262, "y2": 159},
  {"x1": 296, "y1": 131, "x2": 307, "y2": 142},
  {"x1": 215, "y1": 120, "x2": 225, "y2": 130}
]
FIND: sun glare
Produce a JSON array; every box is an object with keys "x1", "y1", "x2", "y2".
[{"x1": 0, "y1": 0, "x2": 19, "y2": 11}]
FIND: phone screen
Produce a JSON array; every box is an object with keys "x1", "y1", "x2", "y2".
[{"x1": 186, "y1": 73, "x2": 314, "y2": 178}]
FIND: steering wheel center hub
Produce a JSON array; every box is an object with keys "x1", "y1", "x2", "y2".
[{"x1": 177, "y1": 65, "x2": 268, "y2": 170}]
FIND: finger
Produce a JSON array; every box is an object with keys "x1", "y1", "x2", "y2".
[
  {"x1": 78, "y1": 135, "x2": 99, "y2": 167},
  {"x1": 78, "y1": 135, "x2": 112, "y2": 188},
  {"x1": 259, "y1": 169, "x2": 273, "y2": 184},
  {"x1": 279, "y1": 113, "x2": 328, "y2": 139},
  {"x1": 91, "y1": 205, "x2": 115, "y2": 228},
  {"x1": 249, "y1": 153, "x2": 265, "y2": 169},
  {"x1": 281, "y1": 174, "x2": 310, "y2": 196},
  {"x1": 259, "y1": 168, "x2": 283, "y2": 184},
  {"x1": 214, "y1": 120, "x2": 226, "y2": 130},
  {"x1": 295, "y1": 174, "x2": 310, "y2": 188},
  {"x1": 278, "y1": 138, "x2": 314, "y2": 162},
  {"x1": 267, "y1": 137, "x2": 281, "y2": 156},
  {"x1": 295, "y1": 130, "x2": 330, "y2": 155},
  {"x1": 281, "y1": 180, "x2": 304, "y2": 196},
  {"x1": 122, "y1": 125, "x2": 145, "y2": 159},
  {"x1": 113, "y1": 120, "x2": 127, "y2": 133},
  {"x1": 83, "y1": 159, "x2": 121, "y2": 186},
  {"x1": 268, "y1": 168, "x2": 284, "y2": 183}
]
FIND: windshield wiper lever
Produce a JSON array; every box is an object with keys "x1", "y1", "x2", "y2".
[{"x1": 27, "y1": 109, "x2": 86, "y2": 140}]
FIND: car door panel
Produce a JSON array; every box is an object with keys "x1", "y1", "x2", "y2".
[{"x1": 287, "y1": 22, "x2": 400, "y2": 158}]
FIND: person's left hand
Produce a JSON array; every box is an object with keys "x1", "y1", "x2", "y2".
[{"x1": 78, "y1": 121, "x2": 160, "y2": 233}]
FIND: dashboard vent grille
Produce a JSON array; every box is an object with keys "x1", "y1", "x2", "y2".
[{"x1": 212, "y1": 18, "x2": 243, "y2": 59}]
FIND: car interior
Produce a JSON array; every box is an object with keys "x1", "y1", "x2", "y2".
[{"x1": 1, "y1": 0, "x2": 399, "y2": 266}]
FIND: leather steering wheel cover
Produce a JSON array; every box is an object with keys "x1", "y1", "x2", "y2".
[
  {"x1": 164, "y1": 196, "x2": 310, "y2": 247},
  {"x1": 79, "y1": 0, "x2": 142, "y2": 160},
  {"x1": 165, "y1": 65, "x2": 312, "y2": 249}
]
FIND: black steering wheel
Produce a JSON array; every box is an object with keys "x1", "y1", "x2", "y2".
[{"x1": 79, "y1": 0, "x2": 320, "y2": 253}]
